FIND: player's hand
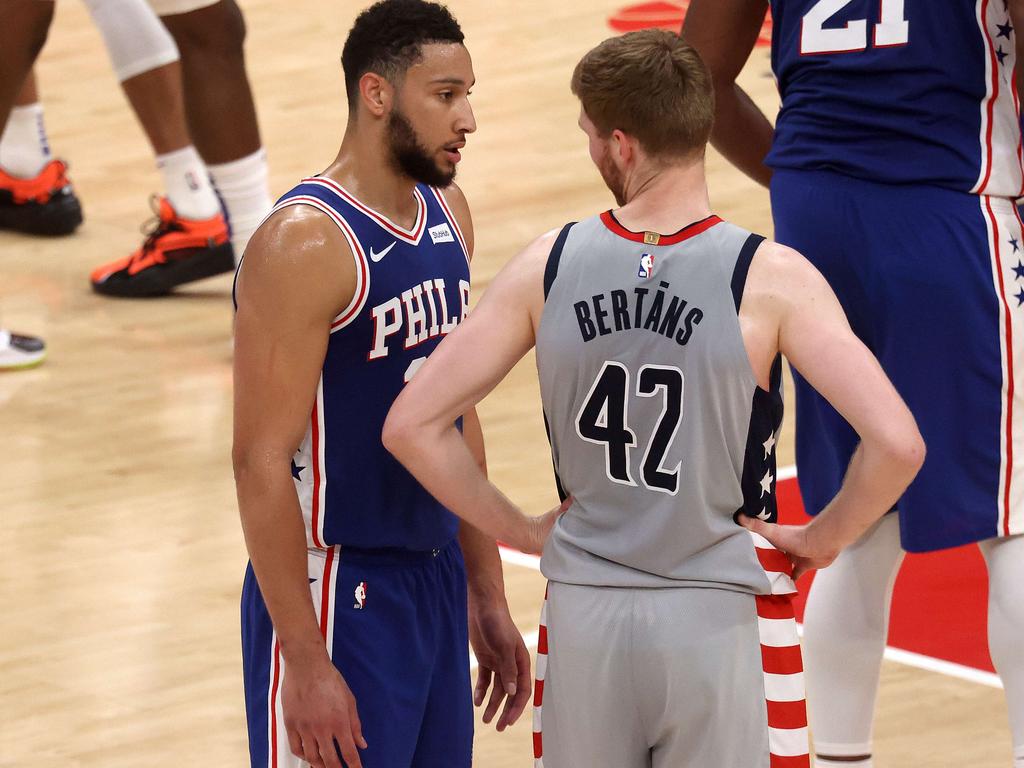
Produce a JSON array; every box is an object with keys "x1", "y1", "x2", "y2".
[
  {"x1": 468, "y1": 600, "x2": 532, "y2": 731},
  {"x1": 519, "y1": 496, "x2": 573, "y2": 555},
  {"x1": 737, "y1": 515, "x2": 839, "y2": 580},
  {"x1": 281, "y1": 653, "x2": 368, "y2": 768}
]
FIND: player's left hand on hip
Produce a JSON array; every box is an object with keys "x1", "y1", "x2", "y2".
[
  {"x1": 468, "y1": 602, "x2": 533, "y2": 731},
  {"x1": 519, "y1": 496, "x2": 573, "y2": 555},
  {"x1": 737, "y1": 515, "x2": 838, "y2": 580}
]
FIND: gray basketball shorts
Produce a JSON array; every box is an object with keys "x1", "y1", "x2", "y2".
[{"x1": 531, "y1": 581, "x2": 809, "y2": 768}]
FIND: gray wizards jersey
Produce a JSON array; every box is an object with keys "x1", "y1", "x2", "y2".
[{"x1": 536, "y1": 211, "x2": 783, "y2": 594}]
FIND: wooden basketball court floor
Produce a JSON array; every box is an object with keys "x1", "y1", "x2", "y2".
[{"x1": 0, "y1": 0, "x2": 1011, "y2": 765}]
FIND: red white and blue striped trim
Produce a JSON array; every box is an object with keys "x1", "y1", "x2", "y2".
[
  {"x1": 302, "y1": 176, "x2": 427, "y2": 245},
  {"x1": 266, "y1": 547, "x2": 339, "y2": 767},
  {"x1": 972, "y1": 0, "x2": 1024, "y2": 197},
  {"x1": 982, "y1": 197, "x2": 1024, "y2": 538},
  {"x1": 750, "y1": 530, "x2": 810, "y2": 768}
]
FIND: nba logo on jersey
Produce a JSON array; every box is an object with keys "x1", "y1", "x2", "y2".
[
  {"x1": 638, "y1": 253, "x2": 655, "y2": 279},
  {"x1": 353, "y1": 581, "x2": 367, "y2": 609}
]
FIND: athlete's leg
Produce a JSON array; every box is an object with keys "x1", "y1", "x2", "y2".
[
  {"x1": 536, "y1": 582, "x2": 648, "y2": 768},
  {"x1": 803, "y1": 514, "x2": 904, "y2": 768},
  {"x1": 0, "y1": 71, "x2": 50, "y2": 178},
  {"x1": 160, "y1": 0, "x2": 271, "y2": 258},
  {"x1": 978, "y1": 534, "x2": 1024, "y2": 767},
  {"x1": 0, "y1": 1, "x2": 80, "y2": 238}
]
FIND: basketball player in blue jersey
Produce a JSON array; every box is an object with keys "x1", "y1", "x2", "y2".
[
  {"x1": 385, "y1": 30, "x2": 923, "y2": 768},
  {"x1": 232, "y1": 2, "x2": 532, "y2": 766},
  {"x1": 683, "y1": 2, "x2": 1024, "y2": 766}
]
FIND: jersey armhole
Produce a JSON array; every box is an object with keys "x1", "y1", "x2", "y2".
[
  {"x1": 730, "y1": 233, "x2": 767, "y2": 312},
  {"x1": 236, "y1": 197, "x2": 371, "y2": 332},
  {"x1": 543, "y1": 222, "x2": 576, "y2": 301}
]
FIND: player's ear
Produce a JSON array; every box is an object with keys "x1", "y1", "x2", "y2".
[
  {"x1": 359, "y1": 72, "x2": 392, "y2": 118},
  {"x1": 611, "y1": 129, "x2": 631, "y2": 165}
]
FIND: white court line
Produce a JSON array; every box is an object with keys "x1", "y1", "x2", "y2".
[{"x1": 495, "y1": 489, "x2": 1004, "y2": 692}]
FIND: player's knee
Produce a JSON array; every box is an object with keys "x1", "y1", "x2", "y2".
[{"x1": 170, "y1": 0, "x2": 246, "y2": 61}]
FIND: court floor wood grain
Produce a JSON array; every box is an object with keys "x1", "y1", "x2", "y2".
[{"x1": 0, "y1": 1, "x2": 1010, "y2": 765}]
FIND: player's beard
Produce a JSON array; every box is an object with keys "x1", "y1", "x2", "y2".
[
  {"x1": 387, "y1": 108, "x2": 456, "y2": 188},
  {"x1": 598, "y1": 147, "x2": 626, "y2": 206}
]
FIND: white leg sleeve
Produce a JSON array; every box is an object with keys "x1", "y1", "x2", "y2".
[
  {"x1": 978, "y1": 534, "x2": 1024, "y2": 754},
  {"x1": 802, "y1": 513, "x2": 905, "y2": 757},
  {"x1": 208, "y1": 149, "x2": 272, "y2": 263},
  {"x1": 81, "y1": 0, "x2": 179, "y2": 82}
]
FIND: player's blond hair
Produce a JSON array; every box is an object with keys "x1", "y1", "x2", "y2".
[{"x1": 571, "y1": 29, "x2": 714, "y2": 159}]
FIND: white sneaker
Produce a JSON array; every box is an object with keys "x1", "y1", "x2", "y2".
[{"x1": 0, "y1": 328, "x2": 46, "y2": 370}]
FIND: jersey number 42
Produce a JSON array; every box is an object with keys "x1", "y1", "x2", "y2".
[{"x1": 575, "y1": 361, "x2": 683, "y2": 496}]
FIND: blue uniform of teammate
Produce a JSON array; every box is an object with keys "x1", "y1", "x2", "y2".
[
  {"x1": 232, "y1": 3, "x2": 532, "y2": 767},
  {"x1": 684, "y1": 2, "x2": 1024, "y2": 767}
]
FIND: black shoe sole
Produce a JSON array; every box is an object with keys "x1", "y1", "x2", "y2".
[
  {"x1": 92, "y1": 242, "x2": 236, "y2": 298},
  {"x1": 0, "y1": 192, "x2": 83, "y2": 236}
]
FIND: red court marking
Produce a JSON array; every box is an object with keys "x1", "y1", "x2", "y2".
[
  {"x1": 777, "y1": 477, "x2": 994, "y2": 673},
  {"x1": 608, "y1": 1, "x2": 773, "y2": 46}
]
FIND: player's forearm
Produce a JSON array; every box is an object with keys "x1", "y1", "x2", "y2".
[
  {"x1": 808, "y1": 436, "x2": 924, "y2": 553},
  {"x1": 384, "y1": 422, "x2": 532, "y2": 552},
  {"x1": 234, "y1": 454, "x2": 327, "y2": 667},
  {"x1": 456, "y1": 408, "x2": 507, "y2": 603},
  {"x1": 710, "y1": 83, "x2": 774, "y2": 188}
]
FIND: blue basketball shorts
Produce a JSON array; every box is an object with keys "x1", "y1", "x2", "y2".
[
  {"x1": 241, "y1": 539, "x2": 473, "y2": 767},
  {"x1": 771, "y1": 168, "x2": 1024, "y2": 552}
]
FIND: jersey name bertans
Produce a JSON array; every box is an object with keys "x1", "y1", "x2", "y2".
[
  {"x1": 573, "y1": 280, "x2": 704, "y2": 345},
  {"x1": 368, "y1": 277, "x2": 470, "y2": 359}
]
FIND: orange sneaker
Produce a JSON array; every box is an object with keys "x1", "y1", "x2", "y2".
[
  {"x1": 0, "y1": 159, "x2": 83, "y2": 236},
  {"x1": 90, "y1": 196, "x2": 234, "y2": 297}
]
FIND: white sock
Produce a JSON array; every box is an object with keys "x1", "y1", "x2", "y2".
[
  {"x1": 978, "y1": 535, "x2": 1024, "y2": 751},
  {"x1": 156, "y1": 146, "x2": 219, "y2": 221},
  {"x1": 815, "y1": 759, "x2": 873, "y2": 768},
  {"x1": 0, "y1": 103, "x2": 51, "y2": 178},
  {"x1": 208, "y1": 148, "x2": 272, "y2": 263},
  {"x1": 803, "y1": 513, "x2": 905, "y2": 760}
]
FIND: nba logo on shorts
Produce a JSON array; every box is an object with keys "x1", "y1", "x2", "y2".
[
  {"x1": 353, "y1": 581, "x2": 367, "y2": 609},
  {"x1": 638, "y1": 253, "x2": 655, "y2": 279}
]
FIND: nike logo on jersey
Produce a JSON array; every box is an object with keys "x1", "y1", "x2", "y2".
[{"x1": 369, "y1": 241, "x2": 397, "y2": 262}]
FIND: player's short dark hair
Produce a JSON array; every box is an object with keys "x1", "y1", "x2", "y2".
[
  {"x1": 341, "y1": 0, "x2": 465, "y2": 109},
  {"x1": 571, "y1": 29, "x2": 714, "y2": 159}
]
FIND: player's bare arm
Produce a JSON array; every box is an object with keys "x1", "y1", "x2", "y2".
[
  {"x1": 436, "y1": 182, "x2": 536, "y2": 730},
  {"x1": 383, "y1": 229, "x2": 562, "y2": 554},
  {"x1": 233, "y1": 206, "x2": 367, "y2": 768},
  {"x1": 682, "y1": 0, "x2": 774, "y2": 187},
  {"x1": 737, "y1": 242, "x2": 925, "y2": 577}
]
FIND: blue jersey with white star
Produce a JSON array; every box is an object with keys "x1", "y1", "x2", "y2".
[
  {"x1": 766, "y1": 0, "x2": 1023, "y2": 197},
  {"x1": 271, "y1": 177, "x2": 471, "y2": 551}
]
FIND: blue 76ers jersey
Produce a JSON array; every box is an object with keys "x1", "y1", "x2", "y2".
[
  {"x1": 766, "y1": 0, "x2": 1023, "y2": 198},
  {"x1": 271, "y1": 177, "x2": 470, "y2": 551}
]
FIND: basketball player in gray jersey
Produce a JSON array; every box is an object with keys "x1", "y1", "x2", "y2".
[{"x1": 385, "y1": 30, "x2": 925, "y2": 768}]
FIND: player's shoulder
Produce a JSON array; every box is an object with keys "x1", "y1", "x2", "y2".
[{"x1": 741, "y1": 238, "x2": 834, "y2": 319}]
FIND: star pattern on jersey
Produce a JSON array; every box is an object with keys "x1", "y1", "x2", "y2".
[
  {"x1": 996, "y1": 46, "x2": 1010, "y2": 66},
  {"x1": 762, "y1": 431, "x2": 777, "y2": 460},
  {"x1": 1016, "y1": 287, "x2": 1024, "y2": 307},
  {"x1": 1011, "y1": 237, "x2": 1020, "y2": 253},
  {"x1": 291, "y1": 459, "x2": 305, "y2": 481},
  {"x1": 759, "y1": 468, "x2": 774, "y2": 498},
  {"x1": 997, "y1": 21, "x2": 1014, "y2": 39},
  {"x1": 1013, "y1": 260, "x2": 1024, "y2": 280},
  {"x1": 756, "y1": 507, "x2": 772, "y2": 520}
]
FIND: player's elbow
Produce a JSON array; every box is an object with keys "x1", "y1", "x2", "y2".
[
  {"x1": 880, "y1": 422, "x2": 926, "y2": 483},
  {"x1": 381, "y1": 406, "x2": 418, "y2": 464}
]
